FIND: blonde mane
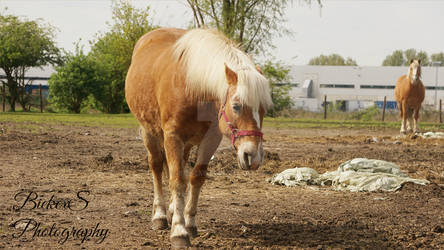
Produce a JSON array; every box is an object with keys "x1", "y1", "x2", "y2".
[{"x1": 172, "y1": 28, "x2": 272, "y2": 110}]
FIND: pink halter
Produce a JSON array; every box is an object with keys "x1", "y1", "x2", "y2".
[{"x1": 218, "y1": 95, "x2": 263, "y2": 149}]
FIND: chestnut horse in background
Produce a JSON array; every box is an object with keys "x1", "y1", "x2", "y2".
[
  {"x1": 394, "y1": 59, "x2": 425, "y2": 134},
  {"x1": 125, "y1": 28, "x2": 272, "y2": 248}
]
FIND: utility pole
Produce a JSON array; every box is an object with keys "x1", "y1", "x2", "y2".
[{"x1": 432, "y1": 61, "x2": 441, "y2": 110}]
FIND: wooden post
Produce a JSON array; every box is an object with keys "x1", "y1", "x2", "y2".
[
  {"x1": 440, "y1": 99, "x2": 442, "y2": 124},
  {"x1": 382, "y1": 96, "x2": 387, "y2": 121},
  {"x1": 2, "y1": 83, "x2": 5, "y2": 112},
  {"x1": 39, "y1": 84, "x2": 43, "y2": 113},
  {"x1": 323, "y1": 95, "x2": 327, "y2": 120}
]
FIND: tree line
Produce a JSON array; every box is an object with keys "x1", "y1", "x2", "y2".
[
  {"x1": 308, "y1": 50, "x2": 444, "y2": 67},
  {"x1": 2, "y1": 0, "x2": 315, "y2": 115}
]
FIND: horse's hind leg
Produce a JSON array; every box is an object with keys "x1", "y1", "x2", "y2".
[
  {"x1": 185, "y1": 126, "x2": 222, "y2": 237},
  {"x1": 141, "y1": 127, "x2": 168, "y2": 230}
]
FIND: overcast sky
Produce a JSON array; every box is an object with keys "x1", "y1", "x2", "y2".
[{"x1": 1, "y1": 0, "x2": 443, "y2": 66}]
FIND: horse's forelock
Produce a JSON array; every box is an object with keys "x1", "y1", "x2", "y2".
[
  {"x1": 172, "y1": 29, "x2": 272, "y2": 110},
  {"x1": 408, "y1": 60, "x2": 422, "y2": 82}
]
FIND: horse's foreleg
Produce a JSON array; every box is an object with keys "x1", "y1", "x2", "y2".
[
  {"x1": 413, "y1": 107, "x2": 420, "y2": 133},
  {"x1": 163, "y1": 131, "x2": 190, "y2": 248},
  {"x1": 167, "y1": 143, "x2": 192, "y2": 224},
  {"x1": 185, "y1": 127, "x2": 222, "y2": 237},
  {"x1": 400, "y1": 102, "x2": 407, "y2": 134},
  {"x1": 407, "y1": 108, "x2": 414, "y2": 133},
  {"x1": 141, "y1": 128, "x2": 168, "y2": 230}
]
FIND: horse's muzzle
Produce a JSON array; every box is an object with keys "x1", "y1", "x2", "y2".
[{"x1": 237, "y1": 142, "x2": 263, "y2": 170}]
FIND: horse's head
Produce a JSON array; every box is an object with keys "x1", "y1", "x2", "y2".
[
  {"x1": 218, "y1": 64, "x2": 268, "y2": 170},
  {"x1": 408, "y1": 59, "x2": 422, "y2": 84}
]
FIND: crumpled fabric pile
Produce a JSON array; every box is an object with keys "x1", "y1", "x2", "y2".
[{"x1": 268, "y1": 158, "x2": 429, "y2": 192}]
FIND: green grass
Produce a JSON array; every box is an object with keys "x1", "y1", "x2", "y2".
[
  {"x1": 264, "y1": 117, "x2": 444, "y2": 130},
  {"x1": 0, "y1": 112, "x2": 139, "y2": 128},
  {"x1": 0, "y1": 112, "x2": 443, "y2": 131}
]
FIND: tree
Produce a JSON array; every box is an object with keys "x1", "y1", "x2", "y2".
[
  {"x1": 185, "y1": 0, "x2": 321, "y2": 55},
  {"x1": 382, "y1": 50, "x2": 404, "y2": 66},
  {"x1": 49, "y1": 47, "x2": 100, "y2": 113},
  {"x1": 261, "y1": 61, "x2": 292, "y2": 116},
  {"x1": 431, "y1": 52, "x2": 444, "y2": 66},
  {"x1": 89, "y1": 0, "x2": 156, "y2": 113},
  {"x1": 382, "y1": 49, "x2": 429, "y2": 66},
  {"x1": 0, "y1": 14, "x2": 60, "y2": 111},
  {"x1": 308, "y1": 54, "x2": 357, "y2": 66}
]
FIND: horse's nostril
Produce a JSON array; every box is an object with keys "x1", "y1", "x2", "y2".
[{"x1": 243, "y1": 152, "x2": 252, "y2": 167}]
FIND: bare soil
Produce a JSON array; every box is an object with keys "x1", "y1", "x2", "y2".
[{"x1": 0, "y1": 122, "x2": 443, "y2": 249}]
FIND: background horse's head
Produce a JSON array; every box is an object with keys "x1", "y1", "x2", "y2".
[
  {"x1": 218, "y1": 64, "x2": 268, "y2": 170},
  {"x1": 408, "y1": 59, "x2": 422, "y2": 84}
]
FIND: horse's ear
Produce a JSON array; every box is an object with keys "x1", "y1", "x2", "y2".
[
  {"x1": 410, "y1": 59, "x2": 414, "y2": 64},
  {"x1": 418, "y1": 59, "x2": 421, "y2": 65},
  {"x1": 224, "y1": 63, "x2": 238, "y2": 86}
]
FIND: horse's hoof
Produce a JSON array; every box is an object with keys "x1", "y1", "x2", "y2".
[
  {"x1": 186, "y1": 226, "x2": 198, "y2": 238},
  {"x1": 152, "y1": 218, "x2": 168, "y2": 230},
  {"x1": 171, "y1": 235, "x2": 191, "y2": 249}
]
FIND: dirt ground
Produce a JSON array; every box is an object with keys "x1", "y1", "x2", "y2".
[{"x1": 0, "y1": 121, "x2": 443, "y2": 249}]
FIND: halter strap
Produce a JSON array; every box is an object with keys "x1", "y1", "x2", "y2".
[{"x1": 218, "y1": 94, "x2": 263, "y2": 149}]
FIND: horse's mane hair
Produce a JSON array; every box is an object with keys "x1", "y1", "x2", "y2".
[{"x1": 172, "y1": 28, "x2": 272, "y2": 110}]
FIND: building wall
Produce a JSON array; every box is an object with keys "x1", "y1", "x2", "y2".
[{"x1": 287, "y1": 65, "x2": 444, "y2": 111}]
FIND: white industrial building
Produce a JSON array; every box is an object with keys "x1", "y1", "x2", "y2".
[
  {"x1": 283, "y1": 66, "x2": 444, "y2": 112},
  {"x1": 2, "y1": 65, "x2": 444, "y2": 112}
]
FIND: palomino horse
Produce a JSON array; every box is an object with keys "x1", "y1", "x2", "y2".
[
  {"x1": 394, "y1": 59, "x2": 425, "y2": 134},
  {"x1": 125, "y1": 28, "x2": 272, "y2": 248}
]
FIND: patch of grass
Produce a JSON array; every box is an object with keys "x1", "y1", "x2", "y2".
[
  {"x1": 1, "y1": 112, "x2": 443, "y2": 131},
  {"x1": 264, "y1": 117, "x2": 444, "y2": 130},
  {"x1": 0, "y1": 112, "x2": 139, "y2": 128}
]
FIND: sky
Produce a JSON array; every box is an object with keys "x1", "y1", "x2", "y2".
[{"x1": 1, "y1": 0, "x2": 443, "y2": 66}]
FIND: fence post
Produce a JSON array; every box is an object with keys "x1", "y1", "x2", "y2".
[
  {"x1": 323, "y1": 95, "x2": 327, "y2": 120},
  {"x1": 2, "y1": 83, "x2": 5, "y2": 112},
  {"x1": 39, "y1": 84, "x2": 43, "y2": 113},
  {"x1": 382, "y1": 96, "x2": 387, "y2": 121},
  {"x1": 440, "y1": 99, "x2": 442, "y2": 124}
]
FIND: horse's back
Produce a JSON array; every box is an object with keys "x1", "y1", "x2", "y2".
[
  {"x1": 126, "y1": 28, "x2": 187, "y2": 130},
  {"x1": 132, "y1": 28, "x2": 186, "y2": 59}
]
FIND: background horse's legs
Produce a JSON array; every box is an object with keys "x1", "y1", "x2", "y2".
[
  {"x1": 141, "y1": 127, "x2": 168, "y2": 230},
  {"x1": 406, "y1": 107, "x2": 414, "y2": 133},
  {"x1": 185, "y1": 126, "x2": 222, "y2": 237},
  {"x1": 400, "y1": 101, "x2": 407, "y2": 134},
  {"x1": 163, "y1": 130, "x2": 190, "y2": 248},
  {"x1": 413, "y1": 107, "x2": 420, "y2": 133}
]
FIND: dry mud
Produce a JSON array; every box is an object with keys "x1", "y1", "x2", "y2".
[{"x1": 0, "y1": 122, "x2": 443, "y2": 249}]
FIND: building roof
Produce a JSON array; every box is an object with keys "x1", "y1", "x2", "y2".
[{"x1": 0, "y1": 66, "x2": 55, "y2": 86}]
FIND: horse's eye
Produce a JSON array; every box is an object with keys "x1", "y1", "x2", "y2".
[{"x1": 232, "y1": 104, "x2": 242, "y2": 113}]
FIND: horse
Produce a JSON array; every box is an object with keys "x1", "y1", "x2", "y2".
[
  {"x1": 394, "y1": 59, "x2": 425, "y2": 134},
  {"x1": 125, "y1": 28, "x2": 272, "y2": 248}
]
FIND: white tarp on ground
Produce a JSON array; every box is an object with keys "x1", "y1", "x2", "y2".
[
  {"x1": 269, "y1": 158, "x2": 430, "y2": 192},
  {"x1": 420, "y1": 131, "x2": 444, "y2": 139}
]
